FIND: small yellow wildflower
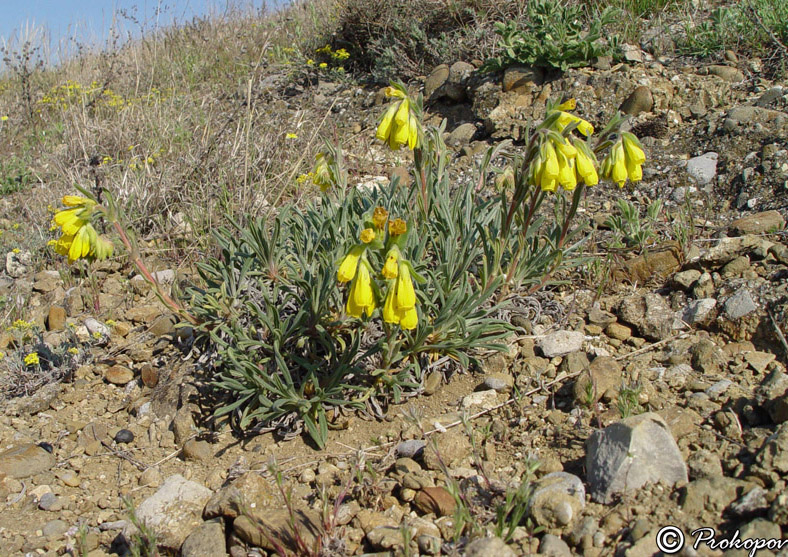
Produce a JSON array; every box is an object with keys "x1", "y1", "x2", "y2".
[
  {"x1": 319, "y1": 62, "x2": 328, "y2": 69},
  {"x1": 1, "y1": 116, "x2": 7, "y2": 121},
  {"x1": 0, "y1": 351, "x2": 4, "y2": 359},
  {"x1": 332, "y1": 48, "x2": 350, "y2": 60},
  {"x1": 572, "y1": 138, "x2": 599, "y2": 187},
  {"x1": 389, "y1": 218, "x2": 407, "y2": 236},
  {"x1": 306, "y1": 59, "x2": 315, "y2": 66},
  {"x1": 12, "y1": 248, "x2": 20, "y2": 254},
  {"x1": 68, "y1": 347, "x2": 79, "y2": 355},
  {"x1": 372, "y1": 207, "x2": 389, "y2": 229},
  {"x1": 24, "y1": 352, "x2": 39, "y2": 366},
  {"x1": 360, "y1": 228, "x2": 376, "y2": 244},
  {"x1": 105, "y1": 319, "x2": 116, "y2": 327},
  {"x1": 12, "y1": 223, "x2": 19, "y2": 230},
  {"x1": 286, "y1": 133, "x2": 298, "y2": 139}
]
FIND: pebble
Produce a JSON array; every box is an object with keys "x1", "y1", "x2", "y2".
[
  {"x1": 139, "y1": 467, "x2": 163, "y2": 487},
  {"x1": 461, "y1": 389, "x2": 498, "y2": 410},
  {"x1": 114, "y1": 429, "x2": 135, "y2": 444},
  {"x1": 539, "y1": 330, "x2": 585, "y2": 358},
  {"x1": 182, "y1": 439, "x2": 212, "y2": 462},
  {"x1": 56, "y1": 470, "x2": 80, "y2": 487},
  {"x1": 38, "y1": 492, "x2": 59, "y2": 511},
  {"x1": 723, "y1": 288, "x2": 758, "y2": 319},
  {"x1": 395, "y1": 440, "x2": 426, "y2": 459},
  {"x1": 105, "y1": 365, "x2": 134, "y2": 385}
]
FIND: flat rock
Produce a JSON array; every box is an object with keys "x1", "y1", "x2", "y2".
[
  {"x1": 616, "y1": 293, "x2": 676, "y2": 341},
  {"x1": 105, "y1": 364, "x2": 134, "y2": 385},
  {"x1": 613, "y1": 242, "x2": 682, "y2": 285},
  {"x1": 619, "y1": 86, "x2": 653, "y2": 116},
  {"x1": 686, "y1": 152, "x2": 718, "y2": 186},
  {"x1": 723, "y1": 288, "x2": 758, "y2": 320},
  {"x1": 0, "y1": 443, "x2": 56, "y2": 479},
  {"x1": 502, "y1": 64, "x2": 544, "y2": 93},
  {"x1": 180, "y1": 519, "x2": 226, "y2": 557},
  {"x1": 682, "y1": 298, "x2": 717, "y2": 325},
  {"x1": 540, "y1": 533, "x2": 572, "y2": 557},
  {"x1": 463, "y1": 536, "x2": 517, "y2": 557},
  {"x1": 680, "y1": 476, "x2": 751, "y2": 514},
  {"x1": 730, "y1": 210, "x2": 785, "y2": 235},
  {"x1": 125, "y1": 474, "x2": 213, "y2": 549},
  {"x1": 203, "y1": 472, "x2": 277, "y2": 519},
  {"x1": 461, "y1": 389, "x2": 498, "y2": 410},
  {"x1": 539, "y1": 330, "x2": 585, "y2": 358},
  {"x1": 707, "y1": 64, "x2": 744, "y2": 82},
  {"x1": 745, "y1": 351, "x2": 775, "y2": 374},
  {"x1": 586, "y1": 413, "x2": 688, "y2": 504},
  {"x1": 413, "y1": 486, "x2": 456, "y2": 517},
  {"x1": 233, "y1": 508, "x2": 321, "y2": 552},
  {"x1": 574, "y1": 356, "x2": 623, "y2": 404}
]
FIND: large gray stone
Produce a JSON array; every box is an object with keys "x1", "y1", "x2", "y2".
[
  {"x1": 616, "y1": 293, "x2": 676, "y2": 341},
  {"x1": 125, "y1": 474, "x2": 213, "y2": 550},
  {"x1": 586, "y1": 413, "x2": 688, "y2": 504},
  {"x1": 539, "y1": 330, "x2": 585, "y2": 358},
  {"x1": 686, "y1": 152, "x2": 718, "y2": 186}
]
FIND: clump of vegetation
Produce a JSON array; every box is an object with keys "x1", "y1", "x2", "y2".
[
  {"x1": 183, "y1": 86, "x2": 647, "y2": 448},
  {"x1": 482, "y1": 1, "x2": 622, "y2": 71}
]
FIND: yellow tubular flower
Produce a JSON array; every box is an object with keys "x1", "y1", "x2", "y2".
[
  {"x1": 372, "y1": 207, "x2": 389, "y2": 229},
  {"x1": 611, "y1": 142, "x2": 628, "y2": 187},
  {"x1": 382, "y1": 285, "x2": 399, "y2": 324},
  {"x1": 337, "y1": 246, "x2": 364, "y2": 283},
  {"x1": 398, "y1": 307, "x2": 418, "y2": 330},
  {"x1": 312, "y1": 153, "x2": 332, "y2": 191},
  {"x1": 92, "y1": 235, "x2": 114, "y2": 260},
  {"x1": 382, "y1": 250, "x2": 399, "y2": 279},
  {"x1": 62, "y1": 195, "x2": 95, "y2": 208},
  {"x1": 54, "y1": 207, "x2": 90, "y2": 235},
  {"x1": 573, "y1": 139, "x2": 599, "y2": 186},
  {"x1": 557, "y1": 152, "x2": 578, "y2": 191},
  {"x1": 347, "y1": 264, "x2": 376, "y2": 318},
  {"x1": 396, "y1": 263, "x2": 416, "y2": 309},
  {"x1": 376, "y1": 103, "x2": 399, "y2": 143},
  {"x1": 407, "y1": 113, "x2": 419, "y2": 150},
  {"x1": 385, "y1": 86, "x2": 406, "y2": 99},
  {"x1": 539, "y1": 141, "x2": 559, "y2": 192},
  {"x1": 622, "y1": 133, "x2": 645, "y2": 183},
  {"x1": 557, "y1": 98, "x2": 577, "y2": 111},
  {"x1": 389, "y1": 99, "x2": 410, "y2": 149},
  {"x1": 360, "y1": 228, "x2": 376, "y2": 244},
  {"x1": 68, "y1": 223, "x2": 95, "y2": 262},
  {"x1": 556, "y1": 112, "x2": 594, "y2": 136}
]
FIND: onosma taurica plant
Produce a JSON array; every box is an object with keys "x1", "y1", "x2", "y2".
[{"x1": 186, "y1": 83, "x2": 647, "y2": 448}]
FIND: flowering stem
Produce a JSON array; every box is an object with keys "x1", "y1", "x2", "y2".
[
  {"x1": 414, "y1": 147, "x2": 429, "y2": 216},
  {"x1": 110, "y1": 221, "x2": 199, "y2": 326}
]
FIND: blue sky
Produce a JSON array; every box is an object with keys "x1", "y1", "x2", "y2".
[{"x1": 1, "y1": 1, "x2": 276, "y2": 67}]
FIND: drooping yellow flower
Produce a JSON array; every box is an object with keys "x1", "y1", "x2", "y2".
[
  {"x1": 382, "y1": 249, "x2": 399, "y2": 279},
  {"x1": 24, "y1": 352, "x2": 39, "y2": 366},
  {"x1": 572, "y1": 138, "x2": 599, "y2": 186},
  {"x1": 376, "y1": 89, "x2": 420, "y2": 151},
  {"x1": 396, "y1": 263, "x2": 416, "y2": 310},
  {"x1": 312, "y1": 152, "x2": 333, "y2": 191},
  {"x1": 347, "y1": 263, "x2": 376, "y2": 318},
  {"x1": 557, "y1": 151, "x2": 578, "y2": 191},
  {"x1": 62, "y1": 195, "x2": 95, "y2": 208},
  {"x1": 399, "y1": 307, "x2": 418, "y2": 330},
  {"x1": 602, "y1": 141, "x2": 629, "y2": 187},
  {"x1": 372, "y1": 207, "x2": 389, "y2": 229},
  {"x1": 360, "y1": 228, "x2": 376, "y2": 244},
  {"x1": 555, "y1": 111, "x2": 594, "y2": 136},
  {"x1": 622, "y1": 132, "x2": 645, "y2": 183},
  {"x1": 337, "y1": 245, "x2": 364, "y2": 283},
  {"x1": 538, "y1": 141, "x2": 560, "y2": 192},
  {"x1": 383, "y1": 285, "x2": 399, "y2": 324}
]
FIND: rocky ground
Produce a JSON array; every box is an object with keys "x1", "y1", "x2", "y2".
[{"x1": 1, "y1": 44, "x2": 788, "y2": 557}]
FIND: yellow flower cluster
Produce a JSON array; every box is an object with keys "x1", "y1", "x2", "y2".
[
  {"x1": 336, "y1": 208, "x2": 419, "y2": 329},
  {"x1": 38, "y1": 80, "x2": 169, "y2": 113},
  {"x1": 51, "y1": 195, "x2": 114, "y2": 263},
  {"x1": 376, "y1": 87, "x2": 420, "y2": 151},
  {"x1": 528, "y1": 99, "x2": 646, "y2": 192},
  {"x1": 530, "y1": 132, "x2": 599, "y2": 193},
  {"x1": 24, "y1": 352, "x2": 39, "y2": 366},
  {"x1": 600, "y1": 133, "x2": 646, "y2": 187}
]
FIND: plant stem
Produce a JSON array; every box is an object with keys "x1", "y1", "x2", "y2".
[{"x1": 111, "y1": 221, "x2": 199, "y2": 325}]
